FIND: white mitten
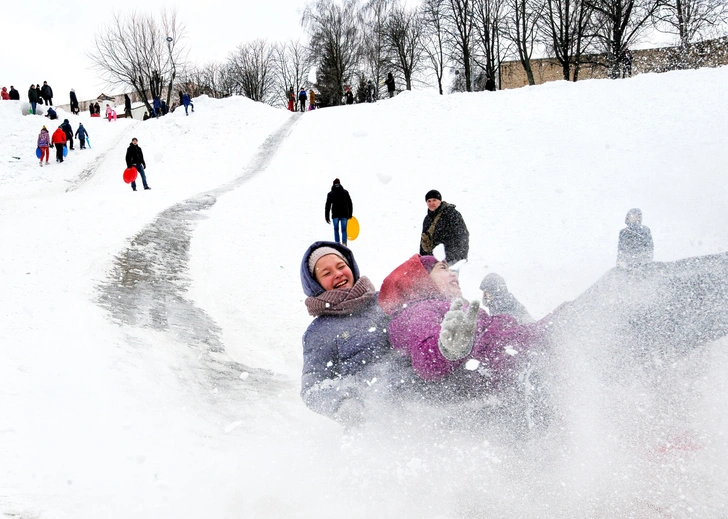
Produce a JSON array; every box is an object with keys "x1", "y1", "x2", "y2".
[
  {"x1": 335, "y1": 398, "x2": 366, "y2": 428},
  {"x1": 438, "y1": 298, "x2": 480, "y2": 361}
]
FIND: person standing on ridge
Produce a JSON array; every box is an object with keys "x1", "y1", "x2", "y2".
[
  {"x1": 385, "y1": 72, "x2": 395, "y2": 98},
  {"x1": 309, "y1": 89, "x2": 316, "y2": 110},
  {"x1": 28, "y1": 84, "x2": 39, "y2": 114},
  {"x1": 60, "y1": 119, "x2": 74, "y2": 150},
  {"x1": 324, "y1": 178, "x2": 353, "y2": 246},
  {"x1": 124, "y1": 94, "x2": 132, "y2": 118},
  {"x1": 125, "y1": 137, "x2": 151, "y2": 191},
  {"x1": 182, "y1": 92, "x2": 193, "y2": 115},
  {"x1": 40, "y1": 81, "x2": 53, "y2": 105},
  {"x1": 298, "y1": 87, "x2": 307, "y2": 112},
  {"x1": 37, "y1": 126, "x2": 51, "y2": 166},
  {"x1": 9, "y1": 86, "x2": 20, "y2": 100},
  {"x1": 419, "y1": 189, "x2": 470, "y2": 264},
  {"x1": 69, "y1": 89, "x2": 79, "y2": 115},
  {"x1": 1, "y1": 87, "x2": 9, "y2": 100},
  {"x1": 617, "y1": 208, "x2": 653, "y2": 268}
]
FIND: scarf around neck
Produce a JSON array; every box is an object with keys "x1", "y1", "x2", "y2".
[{"x1": 305, "y1": 276, "x2": 376, "y2": 317}]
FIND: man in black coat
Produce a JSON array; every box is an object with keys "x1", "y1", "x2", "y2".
[
  {"x1": 60, "y1": 119, "x2": 74, "y2": 150},
  {"x1": 124, "y1": 94, "x2": 132, "y2": 118},
  {"x1": 41, "y1": 81, "x2": 53, "y2": 105},
  {"x1": 324, "y1": 178, "x2": 353, "y2": 245},
  {"x1": 125, "y1": 137, "x2": 150, "y2": 191},
  {"x1": 69, "y1": 89, "x2": 79, "y2": 115},
  {"x1": 9, "y1": 86, "x2": 20, "y2": 100},
  {"x1": 617, "y1": 208, "x2": 653, "y2": 268},
  {"x1": 385, "y1": 72, "x2": 395, "y2": 98},
  {"x1": 420, "y1": 189, "x2": 470, "y2": 264}
]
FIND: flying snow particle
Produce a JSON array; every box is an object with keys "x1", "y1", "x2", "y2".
[
  {"x1": 239, "y1": 372, "x2": 250, "y2": 380},
  {"x1": 377, "y1": 171, "x2": 392, "y2": 184},
  {"x1": 505, "y1": 347, "x2": 519, "y2": 356},
  {"x1": 464, "y1": 359, "x2": 481, "y2": 371}
]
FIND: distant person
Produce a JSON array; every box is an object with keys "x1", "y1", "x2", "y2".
[
  {"x1": 480, "y1": 274, "x2": 533, "y2": 324},
  {"x1": 9, "y1": 86, "x2": 20, "y2": 100},
  {"x1": 287, "y1": 86, "x2": 295, "y2": 111},
  {"x1": 75, "y1": 123, "x2": 89, "y2": 150},
  {"x1": 324, "y1": 178, "x2": 353, "y2": 246},
  {"x1": 1, "y1": 87, "x2": 9, "y2": 100},
  {"x1": 105, "y1": 104, "x2": 117, "y2": 121},
  {"x1": 345, "y1": 87, "x2": 354, "y2": 105},
  {"x1": 366, "y1": 79, "x2": 375, "y2": 102},
  {"x1": 45, "y1": 107, "x2": 58, "y2": 120},
  {"x1": 485, "y1": 76, "x2": 496, "y2": 91},
  {"x1": 622, "y1": 49, "x2": 633, "y2": 78},
  {"x1": 37, "y1": 125, "x2": 51, "y2": 166},
  {"x1": 40, "y1": 81, "x2": 53, "y2": 105},
  {"x1": 385, "y1": 72, "x2": 395, "y2": 98},
  {"x1": 420, "y1": 190, "x2": 470, "y2": 264},
  {"x1": 143, "y1": 111, "x2": 150, "y2": 121},
  {"x1": 125, "y1": 137, "x2": 151, "y2": 191},
  {"x1": 94, "y1": 102, "x2": 101, "y2": 116},
  {"x1": 35, "y1": 85, "x2": 43, "y2": 106},
  {"x1": 617, "y1": 208, "x2": 653, "y2": 268},
  {"x1": 89, "y1": 103, "x2": 95, "y2": 117},
  {"x1": 182, "y1": 93, "x2": 193, "y2": 115},
  {"x1": 298, "y1": 88, "x2": 307, "y2": 112},
  {"x1": 28, "y1": 84, "x2": 39, "y2": 114},
  {"x1": 69, "y1": 89, "x2": 79, "y2": 115},
  {"x1": 309, "y1": 89, "x2": 316, "y2": 110},
  {"x1": 51, "y1": 125, "x2": 67, "y2": 162},
  {"x1": 61, "y1": 119, "x2": 74, "y2": 150},
  {"x1": 153, "y1": 96, "x2": 161, "y2": 118},
  {"x1": 124, "y1": 94, "x2": 132, "y2": 118},
  {"x1": 160, "y1": 99, "x2": 169, "y2": 115}
]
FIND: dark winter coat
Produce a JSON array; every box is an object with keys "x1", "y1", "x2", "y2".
[
  {"x1": 298, "y1": 90, "x2": 307, "y2": 101},
  {"x1": 28, "y1": 88, "x2": 39, "y2": 103},
  {"x1": 345, "y1": 91, "x2": 354, "y2": 104},
  {"x1": 94, "y1": 103, "x2": 100, "y2": 115},
  {"x1": 419, "y1": 201, "x2": 470, "y2": 264},
  {"x1": 300, "y1": 241, "x2": 401, "y2": 420},
  {"x1": 60, "y1": 120, "x2": 73, "y2": 139},
  {"x1": 182, "y1": 93, "x2": 190, "y2": 107},
  {"x1": 617, "y1": 224, "x2": 653, "y2": 267},
  {"x1": 46, "y1": 107, "x2": 57, "y2": 120},
  {"x1": 36, "y1": 87, "x2": 42, "y2": 101},
  {"x1": 124, "y1": 94, "x2": 132, "y2": 111},
  {"x1": 480, "y1": 273, "x2": 534, "y2": 324},
  {"x1": 385, "y1": 73, "x2": 395, "y2": 93},
  {"x1": 9, "y1": 87, "x2": 20, "y2": 100},
  {"x1": 324, "y1": 182, "x2": 353, "y2": 223},
  {"x1": 153, "y1": 97, "x2": 161, "y2": 111},
  {"x1": 69, "y1": 91, "x2": 78, "y2": 109},
  {"x1": 125, "y1": 142, "x2": 146, "y2": 169},
  {"x1": 89, "y1": 104, "x2": 95, "y2": 116},
  {"x1": 41, "y1": 84, "x2": 53, "y2": 100},
  {"x1": 75, "y1": 125, "x2": 88, "y2": 140}
]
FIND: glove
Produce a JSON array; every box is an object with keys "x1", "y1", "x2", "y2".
[
  {"x1": 335, "y1": 398, "x2": 366, "y2": 428},
  {"x1": 438, "y1": 298, "x2": 480, "y2": 361},
  {"x1": 326, "y1": 218, "x2": 331, "y2": 225}
]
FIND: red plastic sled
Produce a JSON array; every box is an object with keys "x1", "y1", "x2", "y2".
[{"x1": 123, "y1": 167, "x2": 138, "y2": 183}]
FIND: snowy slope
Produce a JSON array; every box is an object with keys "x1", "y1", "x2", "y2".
[{"x1": 1, "y1": 67, "x2": 727, "y2": 518}]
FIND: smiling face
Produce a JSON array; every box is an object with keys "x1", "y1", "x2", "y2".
[
  {"x1": 314, "y1": 254, "x2": 355, "y2": 291},
  {"x1": 426, "y1": 198, "x2": 441, "y2": 212},
  {"x1": 429, "y1": 262, "x2": 462, "y2": 299}
]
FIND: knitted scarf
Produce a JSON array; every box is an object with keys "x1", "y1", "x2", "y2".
[{"x1": 305, "y1": 276, "x2": 376, "y2": 317}]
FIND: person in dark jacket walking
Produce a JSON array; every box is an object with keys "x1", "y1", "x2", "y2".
[
  {"x1": 385, "y1": 72, "x2": 396, "y2": 98},
  {"x1": 300, "y1": 241, "x2": 400, "y2": 426},
  {"x1": 28, "y1": 84, "x2": 39, "y2": 114},
  {"x1": 480, "y1": 273, "x2": 533, "y2": 324},
  {"x1": 152, "y1": 96, "x2": 161, "y2": 117},
  {"x1": 9, "y1": 86, "x2": 20, "y2": 100},
  {"x1": 345, "y1": 87, "x2": 354, "y2": 105},
  {"x1": 419, "y1": 190, "x2": 470, "y2": 264},
  {"x1": 298, "y1": 88, "x2": 307, "y2": 112},
  {"x1": 40, "y1": 81, "x2": 53, "y2": 105},
  {"x1": 324, "y1": 178, "x2": 353, "y2": 245},
  {"x1": 617, "y1": 208, "x2": 653, "y2": 268},
  {"x1": 35, "y1": 85, "x2": 43, "y2": 106},
  {"x1": 75, "y1": 123, "x2": 89, "y2": 150},
  {"x1": 125, "y1": 137, "x2": 150, "y2": 191},
  {"x1": 124, "y1": 94, "x2": 132, "y2": 118},
  {"x1": 69, "y1": 89, "x2": 79, "y2": 115},
  {"x1": 182, "y1": 93, "x2": 193, "y2": 115},
  {"x1": 94, "y1": 102, "x2": 100, "y2": 115},
  {"x1": 60, "y1": 119, "x2": 74, "y2": 150}
]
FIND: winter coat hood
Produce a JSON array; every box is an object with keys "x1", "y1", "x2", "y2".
[
  {"x1": 625, "y1": 208, "x2": 643, "y2": 225},
  {"x1": 479, "y1": 273, "x2": 507, "y2": 293},
  {"x1": 378, "y1": 254, "x2": 442, "y2": 315},
  {"x1": 300, "y1": 241, "x2": 361, "y2": 298}
]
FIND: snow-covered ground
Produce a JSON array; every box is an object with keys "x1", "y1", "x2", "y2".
[{"x1": 1, "y1": 68, "x2": 727, "y2": 518}]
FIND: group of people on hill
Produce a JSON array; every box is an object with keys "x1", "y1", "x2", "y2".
[
  {"x1": 288, "y1": 87, "x2": 316, "y2": 112},
  {"x1": 307, "y1": 180, "x2": 656, "y2": 427},
  {"x1": 36, "y1": 119, "x2": 89, "y2": 166}
]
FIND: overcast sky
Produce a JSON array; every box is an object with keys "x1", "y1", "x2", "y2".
[{"x1": 2, "y1": 0, "x2": 307, "y2": 105}]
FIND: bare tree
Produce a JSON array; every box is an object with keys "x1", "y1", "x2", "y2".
[
  {"x1": 654, "y1": 0, "x2": 728, "y2": 54},
  {"x1": 89, "y1": 9, "x2": 186, "y2": 114},
  {"x1": 227, "y1": 39, "x2": 277, "y2": 103},
  {"x1": 588, "y1": 0, "x2": 662, "y2": 77},
  {"x1": 472, "y1": 0, "x2": 507, "y2": 89},
  {"x1": 444, "y1": 0, "x2": 476, "y2": 91},
  {"x1": 273, "y1": 40, "x2": 312, "y2": 107},
  {"x1": 361, "y1": 0, "x2": 394, "y2": 97},
  {"x1": 303, "y1": 0, "x2": 363, "y2": 107},
  {"x1": 502, "y1": 0, "x2": 543, "y2": 84},
  {"x1": 177, "y1": 62, "x2": 230, "y2": 99},
  {"x1": 421, "y1": 0, "x2": 448, "y2": 94},
  {"x1": 384, "y1": 6, "x2": 425, "y2": 89},
  {"x1": 541, "y1": 0, "x2": 595, "y2": 80}
]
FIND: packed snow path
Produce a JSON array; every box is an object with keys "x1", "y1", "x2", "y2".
[{"x1": 96, "y1": 114, "x2": 302, "y2": 392}]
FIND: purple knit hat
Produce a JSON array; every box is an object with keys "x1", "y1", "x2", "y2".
[{"x1": 419, "y1": 255, "x2": 439, "y2": 273}]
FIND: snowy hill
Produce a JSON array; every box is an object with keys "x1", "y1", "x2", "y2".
[{"x1": 1, "y1": 68, "x2": 727, "y2": 518}]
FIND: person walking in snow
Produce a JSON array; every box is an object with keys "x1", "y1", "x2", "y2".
[
  {"x1": 420, "y1": 190, "x2": 470, "y2": 265},
  {"x1": 287, "y1": 86, "x2": 295, "y2": 112},
  {"x1": 298, "y1": 88, "x2": 307, "y2": 112},
  {"x1": 153, "y1": 96, "x2": 161, "y2": 118},
  {"x1": 51, "y1": 126, "x2": 67, "y2": 163},
  {"x1": 75, "y1": 123, "x2": 89, "y2": 150},
  {"x1": 1, "y1": 87, "x2": 9, "y2": 100},
  {"x1": 28, "y1": 84, "x2": 39, "y2": 114},
  {"x1": 622, "y1": 49, "x2": 633, "y2": 78},
  {"x1": 9, "y1": 86, "x2": 20, "y2": 100},
  {"x1": 69, "y1": 89, "x2": 79, "y2": 115},
  {"x1": 182, "y1": 92, "x2": 193, "y2": 115},
  {"x1": 309, "y1": 89, "x2": 316, "y2": 110},
  {"x1": 385, "y1": 72, "x2": 396, "y2": 98},
  {"x1": 124, "y1": 94, "x2": 132, "y2": 118},
  {"x1": 37, "y1": 126, "x2": 51, "y2": 166},
  {"x1": 125, "y1": 137, "x2": 150, "y2": 191},
  {"x1": 300, "y1": 241, "x2": 401, "y2": 427},
  {"x1": 345, "y1": 87, "x2": 354, "y2": 105},
  {"x1": 480, "y1": 273, "x2": 533, "y2": 324},
  {"x1": 105, "y1": 104, "x2": 117, "y2": 121},
  {"x1": 617, "y1": 208, "x2": 653, "y2": 268},
  {"x1": 60, "y1": 119, "x2": 74, "y2": 150},
  {"x1": 40, "y1": 81, "x2": 53, "y2": 106},
  {"x1": 324, "y1": 178, "x2": 353, "y2": 246}
]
